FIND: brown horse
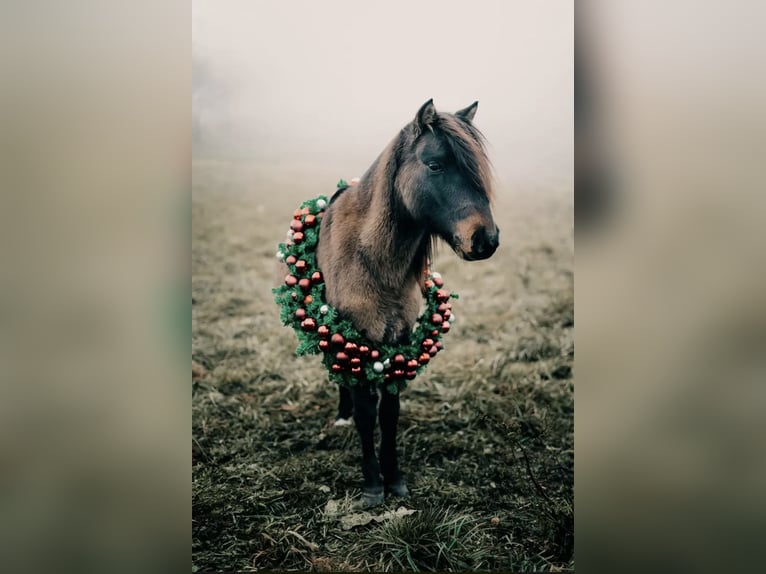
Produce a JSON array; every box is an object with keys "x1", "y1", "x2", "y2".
[{"x1": 316, "y1": 99, "x2": 499, "y2": 507}]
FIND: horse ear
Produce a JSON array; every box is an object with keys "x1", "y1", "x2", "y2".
[
  {"x1": 414, "y1": 98, "x2": 437, "y2": 135},
  {"x1": 456, "y1": 101, "x2": 479, "y2": 122}
]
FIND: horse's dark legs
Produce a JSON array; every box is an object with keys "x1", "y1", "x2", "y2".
[
  {"x1": 351, "y1": 384, "x2": 384, "y2": 507},
  {"x1": 379, "y1": 390, "x2": 408, "y2": 497},
  {"x1": 336, "y1": 385, "x2": 353, "y2": 423}
]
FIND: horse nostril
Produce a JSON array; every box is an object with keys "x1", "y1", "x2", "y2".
[
  {"x1": 470, "y1": 227, "x2": 499, "y2": 259},
  {"x1": 471, "y1": 228, "x2": 488, "y2": 255}
]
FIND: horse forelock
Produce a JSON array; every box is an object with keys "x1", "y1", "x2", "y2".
[{"x1": 435, "y1": 114, "x2": 494, "y2": 201}]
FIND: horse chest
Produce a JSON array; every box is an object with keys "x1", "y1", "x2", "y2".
[
  {"x1": 323, "y1": 270, "x2": 421, "y2": 344},
  {"x1": 376, "y1": 286, "x2": 422, "y2": 343}
]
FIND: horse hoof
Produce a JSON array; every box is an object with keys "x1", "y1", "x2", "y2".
[
  {"x1": 385, "y1": 480, "x2": 409, "y2": 498},
  {"x1": 333, "y1": 417, "x2": 352, "y2": 427},
  {"x1": 359, "y1": 487, "x2": 385, "y2": 508}
]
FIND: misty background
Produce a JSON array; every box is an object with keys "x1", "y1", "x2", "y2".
[{"x1": 192, "y1": 0, "x2": 573, "y2": 189}]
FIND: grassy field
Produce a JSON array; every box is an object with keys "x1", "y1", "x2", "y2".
[{"x1": 192, "y1": 160, "x2": 574, "y2": 572}]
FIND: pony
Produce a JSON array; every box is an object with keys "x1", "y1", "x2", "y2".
[{"x1": 306, "y1": 99, "x2": 498, "y2": 507}]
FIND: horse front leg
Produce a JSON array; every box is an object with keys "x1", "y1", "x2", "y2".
[
  {"x1": 379, "y1": 389, "x2": 408, "y2": 497},
  {"x1": 334, "y1": 384, "x2": 354, "y2": 425},
  {"x1": 351, "y1": 383, "x2": 384, "y2": 507}
]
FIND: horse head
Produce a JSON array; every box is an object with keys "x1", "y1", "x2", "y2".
[{"x1": 396, "y1": 99, "x2": 499, "y2": 261}]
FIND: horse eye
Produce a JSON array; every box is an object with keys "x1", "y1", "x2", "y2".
[{"x1": 427, "y1": 161, "x2": 442, "y2": 172}]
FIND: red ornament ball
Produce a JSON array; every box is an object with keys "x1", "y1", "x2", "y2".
[
  {"x1": 419, "y1": 353, "x2": 430, "y2": 365},
  {"x1": 405, "y1": 370, "x2": 417, "y2": 380},
  {"x1": 286, "y1": 255, "x2": 297, "y2": 265},
  {"x1": 441, "y1": 321, "x2": 451, "y2": 333},
  {"x1": 304, "y1": 295, "x2": 313, "y2": 304},
  {"x1": 298, "y1": 278, "x2": 311, "y2": 291},
  {"x1": 433, "y1": 276, "x2": 444, "y2": 287},
  {"x1": 331, "y1": 333, "x2": 345, "y2": 347},
  {"x1": 295, "y1": 260, "x2": 307, "y2": 273},
  {"x1": 331, "y1": 363, "x2": 343, "y2": 373},
  {"x1": 358, "y1": 345, "x2": 370, "y2": 356},
  {"x1": 406, "y1": 359, "x2": 418, "y2": 370},
  {"x1": 429, "y1": 345, "x2": 438, "y2": 356},
  {"x1": 393, "y1": 354, "x2": 406, "y2": 365},
  {"x1": 436, "y1": 289, "x2": 450, "y2": 302},
  {"x1": 301, "y1": 318, "x2": 316, "y2": 331},
  {"x1": 422, "y1": 338, "x2": 434, "y2": 349},
  {"x1": 318, "y1": 340, "x2": 330, "y2": 351},
  {"x1": 304, "y1": 214, "x2": 316, "y2": 227},
  {"x1": 431, "y1": 313, "x2": 443, "y2": 326},
  {"x1": 294, "y1": 308, "x2": 306, "y2": 321},
  {"x1": 290, "y1": 220, "x2": 303, "y2": 232},
  {"x1": 350, "y1": 357, "x2": 362, "y2": 367},
  {"x1": 435, "y1": 341, "x2": 443, "y2": 350},
  {"x1": 370, "y1": 350, "x2": 380, "y2": 360},
  {"x1": 285, "y1": 275, "x2": 298, "y2": 287},
  {"x1": 351, "y1": 366, "x2": 362, "y2": 375},
  {"x1": 311, "y1": 271, "x2": 323, "y2": 284},
  {"x1": 293, "y1": 231, "x2": 304, "y2": 243},
  {"x1": 336, "y1": 351, "x2": 349, "y2": 362},
  {"x1": 424, "y1": 279, "x2": 434, "y2": 289},
  {"x1": 344, "y1": 342, "x2": 358, "y2": 355},
  {"x1": 393, "y1": 369, "x2": 405, "y2": 378},
  {"x1": 317, "y1": 325, "x2": 330, "y2": 338},
  {"x1": 431, "y1": 329, "x2": 440, "y2": 337},
  {"x1": 293, "y1": 209, "x2": 302, "y2": 219},
  {"x1": 437, "y1": 303, "x2": 449, "y2": 314}
]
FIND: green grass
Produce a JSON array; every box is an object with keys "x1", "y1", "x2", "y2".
[{"x1": 192, "y1": 160, "x2": 573, "y2": 572}]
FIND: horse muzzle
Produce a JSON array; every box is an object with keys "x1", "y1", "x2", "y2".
[{"x1": 451, "y1": 225, "x2": 499, "y2": 261}]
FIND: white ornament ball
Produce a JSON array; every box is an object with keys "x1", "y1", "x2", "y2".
[
  {"x1": 319, "y1": 304, "x2": 329, "y2": 315},
  {"x1": 449, "y1": 314, "x2": 456, "y2": 323},
  {"x1": 276, "y1": 250, "x2": 284, "y2": 261},
  {"x1": 286, "y1": 229, "x2": 293, "y2": 239},
  {"x1": 383, "y1": 358, "x2": 391, "y2": 368},
  {"x1": 431, "y1": 272, "x2": 442, "y2": 279},
  {"x1": 372, "y1": 361, "x2": 384, "y2": 373},
  {"x1": 316, "y1": 199, "x2": 327, "y2": 209}
]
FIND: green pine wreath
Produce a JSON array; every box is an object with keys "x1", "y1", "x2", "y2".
[{"x1": 273, "y1": 185, "x2": 458, "y2": 395}]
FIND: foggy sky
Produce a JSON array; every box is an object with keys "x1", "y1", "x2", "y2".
[{"x1": 193, "y1": 0, "x2": 573, "y2": 185}]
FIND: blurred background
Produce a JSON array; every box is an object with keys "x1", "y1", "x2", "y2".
[{"x1": 577, "y1": 1, "x2": 766, "y2": 572}]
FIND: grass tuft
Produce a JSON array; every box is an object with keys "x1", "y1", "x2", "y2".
[{"x1": 359, "y1": 507, "x2": 493, "y2": 572}]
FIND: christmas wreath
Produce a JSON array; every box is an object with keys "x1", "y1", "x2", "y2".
[{"x1": 273, "y1": 182, "x2": 458, "y2": 395}]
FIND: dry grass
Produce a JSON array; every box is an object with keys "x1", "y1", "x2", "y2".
[{"x1": 192, "y1": 160, "x2": 573, "y2": 572}]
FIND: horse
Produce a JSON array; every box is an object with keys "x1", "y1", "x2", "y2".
[{"x1": 310, "y1": 99, "x2": 499, "y2": 507}]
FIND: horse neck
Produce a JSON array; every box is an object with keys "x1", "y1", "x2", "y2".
[{"x1": 356, "y1": 176, "x2": 428, "y2": 289}]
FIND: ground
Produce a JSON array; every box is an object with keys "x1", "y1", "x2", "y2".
[{"x1": 192, "y1": 160, "x2": 574, "y2": 572}]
